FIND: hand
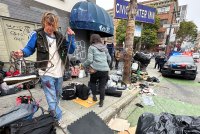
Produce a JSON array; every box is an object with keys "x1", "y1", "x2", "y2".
[
  {"x1": 67, "y1": 27, "x2": 75, "y2": 35},
  {"x1": 12, "y1": 50, "x2": 23, "y2": 59}
]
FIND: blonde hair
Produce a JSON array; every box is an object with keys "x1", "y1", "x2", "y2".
[{"x1": 41, "y1": 12, "x2": 59, "y2": 31}]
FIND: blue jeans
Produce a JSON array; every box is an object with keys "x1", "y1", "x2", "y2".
[{"x1": 41, "y1": 75, "x2": 63, "y2": 120}]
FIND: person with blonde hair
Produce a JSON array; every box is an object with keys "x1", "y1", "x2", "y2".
[{"x1": 13, "y1": 12, "x2": 76, "y2": 128}]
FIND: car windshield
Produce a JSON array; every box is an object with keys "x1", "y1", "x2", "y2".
[{"x1": 168, "y1": 56, "x2": 194, "y2": 63}]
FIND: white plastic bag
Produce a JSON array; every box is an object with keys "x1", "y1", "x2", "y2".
[
  {"x1": 78, "y1": 70, "x2": 86, "y2": 78},
  {"x1": 131, "y1": 63, "x2": 139, "y2": 71}
]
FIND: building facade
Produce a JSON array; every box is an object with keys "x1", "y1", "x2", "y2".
[
  {"x1": 141, "y1": 0, "x2": 179, "y2": 47},
  {"x1": 0, "y1": 0, "x2": 103, "y2": 62},
  {"x1": 177, "y1": 5, "x2": 187, "y2": 23}
]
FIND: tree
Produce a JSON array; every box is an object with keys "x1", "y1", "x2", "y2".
[
  {"x1": 177, "y1": 21, "x2": 198, "y2": 45},
  {"x1": 123, "y1": 0, "x2": 137, "y2": 84},
  {"x1": 139, "y1": 16, "x2": 160, "y2": 50},
  {"x1": 116, "y1": 16, "x2": 160, "y2": 50},
  {"x1": 116, "y1": 20, "x2": 127, "y2": 45}
]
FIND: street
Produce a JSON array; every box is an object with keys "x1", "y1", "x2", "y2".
[
  {"x1": 155, "y1": 60, "x2": 200, "y2": 105},
  {"x1": 119, "y1": 59, "x2": 200, "y2": 127}
]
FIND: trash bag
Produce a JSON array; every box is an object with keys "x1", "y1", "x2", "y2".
[
  {"x1": 134, "y1": 52, "x2": 150, "y2": 65},
  {"x1": 136, "y1": 112, "x2": 200, "y2": 134}
]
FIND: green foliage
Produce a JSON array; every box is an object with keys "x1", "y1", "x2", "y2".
[
  {"x1": 177, "y1": 21, "x2": 198, "y2": 44},
  {"x1": 116, "y1": 16, "x2": 160, "y2": 49},
  {"x1": 141, "y1": 29, "x2": 158, "y2": 49},
  {"x1": 116, "y1": 20, "x2": 127, "y2": 45}
]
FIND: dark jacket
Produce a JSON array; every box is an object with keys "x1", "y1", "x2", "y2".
[{"x1": 22, "y1": 28, "x2": 76, "y2": 71}]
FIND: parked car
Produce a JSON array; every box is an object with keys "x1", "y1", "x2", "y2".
[
  {"x1": 192, "y1": 53, "x2": 200, "y2": 59},
  {"x1": 161, "y1": 54, "x2": 197, "y2": 80}
]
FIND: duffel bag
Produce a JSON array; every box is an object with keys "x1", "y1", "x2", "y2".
[
  {"x1": 62, "y1": 85, "x2": 76, "y2": 100},
  {"x1": 105, "y1": 87, "x2": 122, "y2": 97},
  {"x1": 9, "y1": 114, "x2": 56, "y2": 134},
  {"x1": 75, "y1": 84, "x2": 90, "y2": 100}
]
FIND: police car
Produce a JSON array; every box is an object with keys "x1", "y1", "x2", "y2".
[{"x1": 161, "y1": 53, "x2": 197, "y2": 80}]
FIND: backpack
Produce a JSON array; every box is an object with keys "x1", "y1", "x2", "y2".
[
  {"x1": 75, "y1": 84, "x2": 90, "y2": 100},
  {"x1": 62, "y1": 85, "x2": 76, "y2": 100}
]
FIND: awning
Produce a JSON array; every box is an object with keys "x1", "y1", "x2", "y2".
[{"x1": 70, "y1": 1, "x2": 114, "y2": 37}]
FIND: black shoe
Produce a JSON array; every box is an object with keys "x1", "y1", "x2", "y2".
[
  {"x1": 99, "y1": 100, "x2": 103, "y2": 107},
  {"x1": 93, "y1": 96, "x2": 97, "y2": 101}
]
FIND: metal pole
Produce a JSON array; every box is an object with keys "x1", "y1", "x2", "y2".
[
  {"x1": 138, "y1": 23, "x2": 143, "y2": 51},
  {"x1": 165, "y1": 8, "x2": 175, "y2": 55}
]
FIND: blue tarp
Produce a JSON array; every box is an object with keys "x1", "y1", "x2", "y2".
[{"x1": 70, "y1": 1, "x2": 114, "y2": 37}]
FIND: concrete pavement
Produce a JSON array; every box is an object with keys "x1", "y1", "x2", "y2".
[{"x1": 0, "y1": 60, "x2": 160, "y2": 134}]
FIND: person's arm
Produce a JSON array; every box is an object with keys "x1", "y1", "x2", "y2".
[
  {"x1": 22, "y1": 31, "x2": 37, "y2": 57},
  {"x1": 66, "y1": 35, "x2": 76, "y2": 54},
  {"x1": 83, "y1": 46, "x2": 93, "y2": 67}
]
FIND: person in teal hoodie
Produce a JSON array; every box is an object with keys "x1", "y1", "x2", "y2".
[{"x1": 83, "y1": 34, "x2": 111, "y2": 107}]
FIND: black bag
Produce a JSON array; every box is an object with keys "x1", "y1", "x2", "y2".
[
  {"x1": 9, "y1": 114, "x2": 56, "y2": 134},
  {"x1": 134, "y1": 52, "x2": 150, "y2": 65},
  {"x1": 136, "y1": 112, "x2": 200, "y2": 134},
  {"x1": 62, "y1": 85, "x2": 76, "y2": 100},
  {"x1": 23, "y1": 81, "x2": 35, "y2": 90},
  {"x1": 105, "y1": 87, "x2": 122, "y2": 97},
  {"x1": 75, "y1": 84, "x2": 90, "y2": 100}
]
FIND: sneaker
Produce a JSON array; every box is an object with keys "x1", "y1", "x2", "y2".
[
  {"x1": 93, "y1": 96, "x2": 97, "y2": 101},
  {"x1": 58, "y1": 119, "x2": 67, "y2": 129},
  {"x1": 99, "y1": 100, "x2": 103, "y2": 107}
]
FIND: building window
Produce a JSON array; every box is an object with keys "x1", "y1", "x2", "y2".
[
  {"x1": 157, "y1": 6, "x2": 170, "y2": 14},
  {"x1": 158, "y1": 32, "x2": 165, "y2": 39},
  {"x1": 160, "y1": 19, "x2": 168, "y2": 26}
]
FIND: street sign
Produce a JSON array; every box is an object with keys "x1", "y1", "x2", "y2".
[
  {"x1": 134, "y1": 25, "x2": 142, "y2": 37},
  {"x1": 115, "y1": 0, "x2": 156, "y2": 24}
]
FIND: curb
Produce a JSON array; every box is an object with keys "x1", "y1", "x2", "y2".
[{"x1": 99, "y1": 89, "x2": 139, "y2": 123}]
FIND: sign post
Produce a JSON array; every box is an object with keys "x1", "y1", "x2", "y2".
[{"x1": 114, "y1": 0, "x2": 156, "y2": 83}]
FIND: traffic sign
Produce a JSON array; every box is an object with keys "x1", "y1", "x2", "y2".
[{"x1": 115, "y1": 0, "x2": 156, "y2": 24}]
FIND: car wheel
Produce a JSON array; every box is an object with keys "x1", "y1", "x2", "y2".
[
  {"x1": 162, "y1": 73, "x2": 167, "y2": 77},
  {"x1": 189, "y1": 75, "x2": 196, "y2": 80}
]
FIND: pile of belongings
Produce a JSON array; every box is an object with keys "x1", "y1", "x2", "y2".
[
  {"x1": 107, "y1": 73, "x2": 127, "y2": 90},
  {"x1": 146, "y1": 76, "x2": 160, "y2": 83},
  {"x1": 104, "y1": 71, "x2": 127, "y2": 98}
]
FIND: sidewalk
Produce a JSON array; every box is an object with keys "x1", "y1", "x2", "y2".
[{"x1": 0, "y1": 60, "x2": 160, "y2": 134}]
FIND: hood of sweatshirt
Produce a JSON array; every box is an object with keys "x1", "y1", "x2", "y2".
[{"x1": 93, "y1": 44, "x2": 108, "y2": 52}]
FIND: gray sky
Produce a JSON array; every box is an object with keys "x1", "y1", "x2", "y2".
[{"x1": 96, "y1": 0, "x2": 200, "y2": 31}]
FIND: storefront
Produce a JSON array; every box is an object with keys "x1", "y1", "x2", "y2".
[{"x1": 69, "y1": 1, "x2": 114, "y2": 62}]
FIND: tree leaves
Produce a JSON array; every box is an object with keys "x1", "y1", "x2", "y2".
[
  {"x1": 116, "y1": 16, "x2": 160, "y2": 50},
  {"x1": 176, "y1": 21, "x2": 198, "y2": 44}
]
